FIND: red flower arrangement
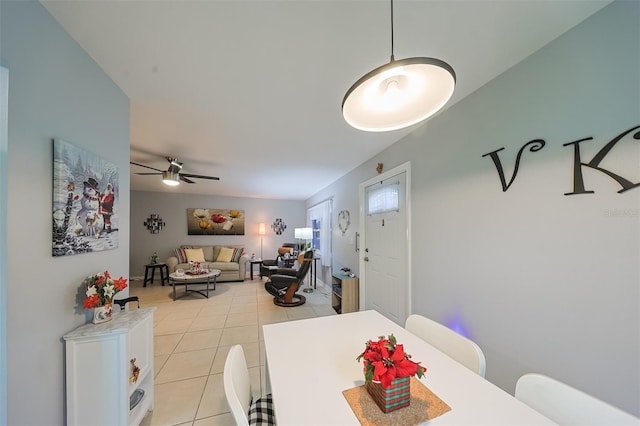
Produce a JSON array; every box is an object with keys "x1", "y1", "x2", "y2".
[
  {"x1": 357, "y1": 334, "x2": 426, "y2": 388},
  {"x1": 82, "y1": 271, "x2": 128, "y2": 309}
]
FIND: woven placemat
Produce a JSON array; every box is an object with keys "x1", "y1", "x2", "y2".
[{"x1": 342, "y1": 377, "x2": 451, "y2": 426}]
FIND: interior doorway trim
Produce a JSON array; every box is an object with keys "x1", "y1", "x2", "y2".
[
  {"x1": 0, "y1": 63, "x2": 9, "y2": 425},
  {"x1": 358, "y1": 161, "x2": 412, "y2": 319}
]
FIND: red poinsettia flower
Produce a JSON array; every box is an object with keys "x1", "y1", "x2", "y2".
[
  {"x1": 113, "y1": 276, "x2": 128, "y2": 291},
  {"x1": 357, "y1": 334, "x2": 426, "y2": 388},
  {"x1": 83, "y1": 294, "x2": 100, "y2": 309}
]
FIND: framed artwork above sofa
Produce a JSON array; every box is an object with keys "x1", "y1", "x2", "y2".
[{"x1": 187, "y1": 208, "x2": 245, "y2": 235}]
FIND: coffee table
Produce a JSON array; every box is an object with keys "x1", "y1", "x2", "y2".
[{"x1": 169, "y1": 269, "x2": 220, "y2": 301}]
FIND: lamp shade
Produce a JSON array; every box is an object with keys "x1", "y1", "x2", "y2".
[
  {"x1": 343, "y1": 57, "x2": 456, "y2": 132},
  {"x1": 294, "y1": 227, "x2": 313, "y2": 240},
  {"x1": 162, "y1": 170, "x2": 180, "y2": 186},
  {"x1": 258, "y1": 223, "x2": 266, "y2": 235}
]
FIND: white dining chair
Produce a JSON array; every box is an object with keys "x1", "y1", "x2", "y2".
[
  {"x1": 515, "y1": 373, "x2": 640, "y2": 425},
  {"x1": 404, "y1": 314, "x2": 486, "y2": 377},
  {"x1": 223, "y1": 345, "x2": 276, "y2": 425}
]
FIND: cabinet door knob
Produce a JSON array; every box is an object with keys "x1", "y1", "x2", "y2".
[{"x1": 364, "y1": 256, "x2": 369, "y2": 262}]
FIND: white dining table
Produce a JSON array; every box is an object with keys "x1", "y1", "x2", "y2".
[{"x1": 262, "y1": 310, "x2": 556, "y2": 425}]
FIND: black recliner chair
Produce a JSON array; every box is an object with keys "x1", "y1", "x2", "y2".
[
  {"x1": 264, "y1": 250, "x2": 313, "y2": 307},
  {"x1": 260, "y1": 243, "x2": 298, "y2": 278}
]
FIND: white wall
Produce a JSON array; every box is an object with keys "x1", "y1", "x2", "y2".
[
  {"x1": 130, "y1": 191, "x2": 306, "y2": 277},
  {"x1": 1, "y1": 2, "x2": 130, "y2": 424},
  {"x1": 309, "y1": 1, "x2": 639, "y2": 415}
]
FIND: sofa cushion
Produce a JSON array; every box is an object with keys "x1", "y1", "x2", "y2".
[
  {"x1": 216, "y1": 247, "x2": 234, "y2": 262},
  {"x1": 175, "y1": 247, "x2": 188, "y2": 263},
  {"x1": 230, "y1": 247, "x2": 244, "y2": 263},
  {"x1": 212, "y1": 246, "x2": 221, "y2": 261},
  {"x1": 185, "y1": 248, "x2": 205, "y2": 263},
  {"x1": 201, "y1": 245, "x2": 214, "y2": 261},
  {"x1": 209, "y1": 261, "x2": 239, "y2": 271}
]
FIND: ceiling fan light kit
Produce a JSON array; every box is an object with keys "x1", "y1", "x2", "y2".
[
  {"x1": 162, "y1": 171, "x2": 180, "y2": 186},
  {"x1": 342, "y1": 0, "x2": 456, "y2": 132}
]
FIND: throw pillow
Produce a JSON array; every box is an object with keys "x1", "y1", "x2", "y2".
[
  {"x1": 216, "y1": 247, "x2": 234, "y2": 262},
  {"x1": 185, "y1": 248, "x2": 205, "y2": 263},
  {"x1": 175, "y1": 247, "x2": 188, "y2": 264},
  {"x1": 248, "y1": 394, "x2": 275, "y2": 425},
  {"x1": 230, "y1": 247, "x2": 244, "y2": 263}
]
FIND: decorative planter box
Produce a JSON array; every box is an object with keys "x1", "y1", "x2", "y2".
[{"x1": 366, "y1": 376, "x2": 411, "y2": 413}]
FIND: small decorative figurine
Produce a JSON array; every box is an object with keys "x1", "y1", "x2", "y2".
[{"x1": 129, "y1": 358, "x2": 140, "y2": 383}]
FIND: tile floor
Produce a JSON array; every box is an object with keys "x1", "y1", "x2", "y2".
[{"x1": 131, "y1": 275, "x2": 335, "y2": 426}]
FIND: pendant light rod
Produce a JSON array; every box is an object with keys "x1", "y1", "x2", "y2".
[{"x1": 390, "y1": 0, "x2": 395, "y2": 62}]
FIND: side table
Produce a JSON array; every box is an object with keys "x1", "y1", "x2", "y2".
[
  {"x1": 248, "y1": 259, "x2": 263, "y2": 280},
  {"x1": 144, "y1": 263, "x2": 169, "y2": 287}
]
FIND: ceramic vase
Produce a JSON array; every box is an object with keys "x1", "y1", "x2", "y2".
[
  {"x1": 93, "y1": 302, "x2": 113, "y2": 324},
  {"x1": 366, "y1": 376, "x2": 411, "y2": 413}
]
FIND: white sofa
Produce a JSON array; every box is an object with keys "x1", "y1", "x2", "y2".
[{"x1": 166, "y1": 245, "x2": 249, "y2": 282}]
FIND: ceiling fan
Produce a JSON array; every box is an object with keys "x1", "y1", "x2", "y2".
[{"x1": 130, "y1": 157, "x2": 220, "y2": 186}]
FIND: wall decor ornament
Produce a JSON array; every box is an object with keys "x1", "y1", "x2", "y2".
[
  {"x1": 186, "y1": 208, "x2": 245, "y2": 235},
  {"x1": 338, "y1": 210, "x2": 351, "y2": 235},
  {"x1": 272, "y1": 218, "x2": 286, "y2": 235},
  {"x1": 482, "y1": 125, "x2": 640, "y2": 195},
  {"x1": 52, "y1": 139, "x2": 119, "y2": 257},
  {"x1": 144, "y1": 214, "x2": 165, "y2": 233}
]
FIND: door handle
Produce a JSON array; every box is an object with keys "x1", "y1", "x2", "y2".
[{"x1": 364, "y1": 257, "x2": 369, "y2": 262}]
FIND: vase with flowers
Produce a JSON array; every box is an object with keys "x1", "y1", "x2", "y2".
[
  {"x1": 82, "y1": 271, "x2": 128, "y2": 324},
  {"x1": 357, "y1": 334, "x2": 426, "y2": 413}
]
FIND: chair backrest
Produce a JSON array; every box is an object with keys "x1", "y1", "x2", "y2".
[
  {"x1": 295, "y1": 250, "x2": 314, "y2": 280},
  {"x1": 404, "y1": 314, "x2": 486, "y2": 377},
  {"x1": 223, "y1": 345, "x2": 252, "y2": 426},
  {"x1": 515, "y1": 373, "x2": 639, "y2": 425},
  {"x1": 113, "y1": 296, "x2": 139, "y2": 311}
]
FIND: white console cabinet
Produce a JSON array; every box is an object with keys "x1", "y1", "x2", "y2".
[{"x1": 64, "y1": 307, "x2": 156, "y2": 425}]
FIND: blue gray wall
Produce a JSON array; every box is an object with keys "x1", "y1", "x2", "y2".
[
  {"x1": 309, "y1": 0, "x2": 639, "y2": 415},
  {"x1": 1, "y1": 2, "x2": 130, "y2": 424}
]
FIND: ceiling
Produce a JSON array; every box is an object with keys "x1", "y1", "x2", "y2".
[{"x1": 41, "y1": 0, "x2": 610, "y2": 200}]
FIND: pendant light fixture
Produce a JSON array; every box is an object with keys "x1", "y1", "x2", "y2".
[{"x1": 342, "y1": 0, "x2": 456, "y2": 132}]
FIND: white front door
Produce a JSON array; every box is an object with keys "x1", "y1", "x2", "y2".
[{"x1": 363, "y1": 171, "x2": 408, "y2": 325}]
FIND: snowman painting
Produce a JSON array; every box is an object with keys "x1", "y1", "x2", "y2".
[
  {"x1": 76, "y1": 177, "x2": 104, "y2": 238},
  {"x1": 53, "y1": 139, "x2": 119, "y2": 256}
]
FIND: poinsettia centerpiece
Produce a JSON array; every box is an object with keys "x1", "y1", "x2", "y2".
[{"x1": 357, "y1": 334, "x2": 426, "y2": 388}]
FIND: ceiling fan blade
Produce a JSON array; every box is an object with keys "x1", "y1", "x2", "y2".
[
  {"x1": 135, "y1": 172, "x2": 162, "y2": 175},
  {"x1": 181, "y1": 173, "x2": 220, "y2": 181},
  {"x1": 130, "y1": 161, "x2": 164, "y2": 173},
  {"x1": 180, "y1": 175, "x2": 196, "y2": 184}
]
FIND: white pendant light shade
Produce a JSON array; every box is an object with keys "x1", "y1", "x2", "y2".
[{"x1": 343, "y1": 57, "x2": 456, "y2": 132}]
